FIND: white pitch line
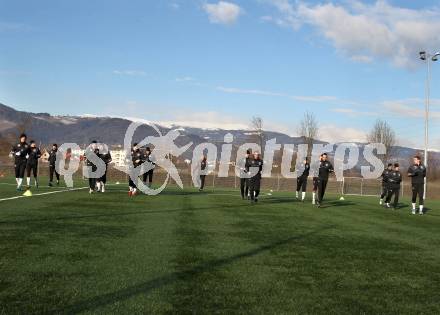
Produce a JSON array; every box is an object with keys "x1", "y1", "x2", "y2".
[{"x1": 0, "y1": 187, "x2": 89, "y2": 202}]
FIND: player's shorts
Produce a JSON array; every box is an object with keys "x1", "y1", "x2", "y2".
[{"x1": 15, "y1": 161, "x2": 27, "y2": 178}]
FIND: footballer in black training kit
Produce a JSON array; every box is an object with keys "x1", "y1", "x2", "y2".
[
  {"x1": 380, "y1": 163, "x2": 393, "y2": 206},
  {"x1": 26, "y1": 140, "x2": 42, "y2": 188},
  {"x1": 248, "y1": 151, "x2": 263, "y2": 203},
  {"x1": 48, "y1": 143, "x2": 60, "y2": 186},
  {"x1": 10, "y1": 133, "x2": 30, "y2": 191},
  {"x1": 296, "y1": 157, "x2": 310, "y2": 202},
  {"x1": 408, "y1": 155, "x2": 426, "y2": 215},
  {"x1": 316, "y1": 153, "x2": 334, "y2": 208},
  {"x1": 385, "y1": 163, "x2": 402, "y2": 210}
]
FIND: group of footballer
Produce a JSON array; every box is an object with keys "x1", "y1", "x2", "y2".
[
  {"x1": 8, "y1": 134, "x2": 429, "y2": 213},
  {"x1": 9, "y1": 133, "x2": 60, "y2": 191},
  {"x1": 379, "y1": 156, "x2": 427, "y2": 215}
]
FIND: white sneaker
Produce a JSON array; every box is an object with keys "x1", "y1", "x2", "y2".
[
  {"x1": 89, "y1": 188, "x2": 94, "y2": 194},
  {"x1": 419, "y1": 211, "x2": 423, "y2": 215},
  {"x1": 411, "y1": 209, "x2": 416, "y2": 215},
  {"x1": 101, "y1": 184, "x2": 105, "y2": 193},
  {"x1": 380, "y1": 199, "x2": 383, "y2": 205}
]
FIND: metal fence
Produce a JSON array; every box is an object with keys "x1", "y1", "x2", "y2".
[{"x1": 0, "y1": 163, "x2": 435, "y2": 198}]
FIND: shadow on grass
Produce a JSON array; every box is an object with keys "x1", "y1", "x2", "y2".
[
  {"x1": 0, "y1": 202, "x2": 255, "y2": 225},
  {"x1": 53, "y1": 225, "x2": 335, "y2": 314}
]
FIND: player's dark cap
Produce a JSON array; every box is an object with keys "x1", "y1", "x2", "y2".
[
  {"x1": 321, "y1": 153, "x2": 328, "y2": 157},
  {"x1": 133, "y1": 142, "x2": 138, "y2": 147},
  {"x1": 414, "y1": 155, "x2": 421, "y2": 160},
  {"x1": 246, "y1": 149, "x2": 251, "y2": 154},
  {"x1": 30, "y1": 140, "x2": 35, "y2": 144},
  {"x1": 53, "y1": 143, "x2": 58, "y2": 147},
  {"x1": 394, "y1": 163, "x2": 399, "y2": 167},
  {"x1": 387, "y1": 163, "x2": 393, "y2": 167},
  {"x1": 146, "y1": 147, "x2": 151, "y2": 151},
  {"x1": 20, "y1": 133, "x2": 27, "y2": 139},
  {"x1": 91, "y1": 140, "x2": 97, "y2": 144}
]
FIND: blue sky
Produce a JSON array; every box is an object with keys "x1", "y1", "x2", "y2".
[{"x1": 1, "y1": 0, "x2": 440, "y2": 148}]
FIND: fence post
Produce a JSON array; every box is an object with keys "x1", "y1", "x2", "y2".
[
  {"x1": 360, "y1": 179, "x2": 364, "y2": 196},
  {"x1": 342, "y1": 177, "x2": 345, "y2": 195},
  {"x1": 277, "y1": 174, "x2": 280, "y2": 191}
]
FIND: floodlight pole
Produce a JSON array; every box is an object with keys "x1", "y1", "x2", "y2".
[{"x1": 420, "y1": 51, "x2": 438, "y2": 199}]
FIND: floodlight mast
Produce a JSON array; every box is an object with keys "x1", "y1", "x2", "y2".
[{"x1": 419, "y1": 51, "x2": 438, "y2": 199}]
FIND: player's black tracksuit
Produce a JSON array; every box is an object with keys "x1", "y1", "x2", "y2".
[
  {"x1": 26, "y1": 147, "x2": 41, "y2": 180},
  {"x1": 317, "y1": 160, "x2": 334, "y2": 205},
  {"x1": 296, "y1": 162, "x2": 310, "y2": 193},
  {"x1": 240, "y1": 156, "x2": 251, "y2": 199},
  {"x1": 142, "y1": 151, "x2": 155, "y2": 187},
  {"x1": 11, "y1": 141, "x2": 29, "y2": 179},
  {"x1": 248, "y1": 158, "x2": 263, "y2": 202},
  {"x1": 85, "y1": 148, "x2": 100, "y2": 190},
  {"x1": 385, "y1": 170, "x2": 402, "y2": 208},
  {"x1": 408, "y1": 164, "x2": 426, "y2": 206},
  {"x1": 380, "y1": 169, "x2": 392, "y2": 200},
  {"x1": 99, "y1": 152, "x2": 112, "y2": 184},
  {"x1": 48, "y1": 149, "x2": 60, "y2": 184},
  {"x1": 129, "y1": 149, "x2": 143, "y2": 189},
  {"x1": 199, "y1": 159, "x2": 207, "y2": 190},
  {"x1": 11, "y1": 142, "x2": 30, "y2": 179}
]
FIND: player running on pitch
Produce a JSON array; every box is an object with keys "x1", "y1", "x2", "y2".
[
  {"x1": 296, "y1": 157, "x2": 310, "y2": 202},
  {"x1": 142, "y1": 147, "x2": 155, "y2": 188},
  {"x1": 248, "y1": 151, "x2": 263, "y2": 203},
  {"x1": 385, "y1": 163, "x2": 402, "y2": 209},
  {"x1": 26, "y1": 140, "x2": 41, "y2": 188},
  {"x1": 408, "y1": 155, "x2": 426, "y2": 215},
  {"x1": 379, "y1": 163, "x2": 393, "y2": 205},
  {"x1": 10, "y1": 133, "x2": 30, "y2": 191},
  {"x1": 316, "y1": 153, "x2": 334, "y2": 208},
  {"x1": 48, "y1": 144, "x2": 60, "y2": 186},
  {"x1": 128, "y1": 143, "x2": 143, "y2": 196},
  {"x1": 85, "y1": 141, "x2": 100, "y2": 194},
  {"x1": 239, "y1": 149, "x2": 252, "y2": 199},
  {"x1": 97, "y1": 146, "x2": 112, "y2": 193},
  {"x1": 199, "y1": 155, "x2": 208, "y2": 191}
]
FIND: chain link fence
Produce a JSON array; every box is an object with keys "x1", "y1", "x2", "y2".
[{"x1": 1, "y1": 162, "x2": 438, "y2": 198}]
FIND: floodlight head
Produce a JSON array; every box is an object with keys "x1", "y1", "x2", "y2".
[
  {"x1": 432, "y1": 52, "x2": 440, "y2": 61},
  {"x1": 420, "y1": 51, "x2": 426, "y2": 60}
]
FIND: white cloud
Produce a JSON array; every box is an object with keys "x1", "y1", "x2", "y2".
[
  {"x1": 0, "y1": 69, "x2": 32, "y2": 76},
  {"x1": 203, "y1": 1, "x2": 242, "y2": 25},
  {"x1": 382, "y1": 99, "x2": 440, "y2": 119},
  {"x1": 350, "y1": 55, "x2": 373, "y2": 63},
  {"x1": 265, "y1": 0, "x2": 440, "y2": 69},
  {"x1": 331, "y1": 107, "x2": 377, "y2": 117},
  {"x1": 170, "y1": 3, "x2": 180, "y2": 10},
  {"x1": 175, "y1": 76, "x2": 195, "y2": 82},
  {"x1": 217, "y1": 85, "x2": 338, "y2": 102},
  {"x1": 0, "y1": 22, "x2": 31, "y2": 32},
  {"x1": 217, "y1": 86, "x2": 286, "y2": 97},
  {"x1": 112, "y1": 70, "x2": 147, "y2": 76},
  {"x1": 319, "y1": 124, "x2": 367, "y2": 143}
]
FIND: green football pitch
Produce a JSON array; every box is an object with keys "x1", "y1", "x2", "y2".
[{"x1": 1, "y1": 177, "x2": 440, "y2": 314}]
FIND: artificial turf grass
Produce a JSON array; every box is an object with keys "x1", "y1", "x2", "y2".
[{"x1": 0, "y1": 183, "x2": 439, "y2": 314}]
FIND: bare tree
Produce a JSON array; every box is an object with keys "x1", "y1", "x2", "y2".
[
  {"x1": 298, "y1": 111, "x2": 318, "y2": 156},
  {"x1": 250, "y1": 116, "x2": 265, "y2": 154},
  {"x1": 367, "y1": 119, "x2": 396, "y2": 162}
]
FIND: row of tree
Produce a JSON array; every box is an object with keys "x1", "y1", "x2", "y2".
[{"x1": 249, "y1": 112, "x2": 397, "y2": 162}]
